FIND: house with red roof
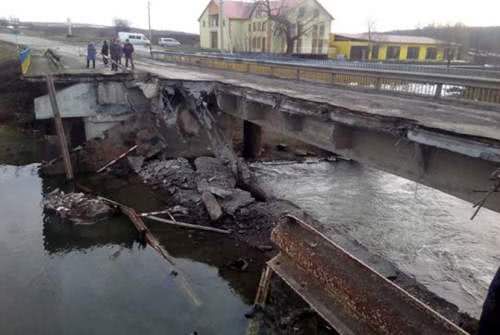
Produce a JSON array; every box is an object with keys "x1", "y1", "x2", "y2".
[{"x1": 199, "y1": 0, "x2": 333, "y2": 55}]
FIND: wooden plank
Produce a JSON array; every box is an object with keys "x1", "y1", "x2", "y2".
[
  {"x1": 96, "y1": 145, "x2": 138, "y2": 173},
  {"x1": 145, "y1": 215, "x2": 231, "y2": 234}
]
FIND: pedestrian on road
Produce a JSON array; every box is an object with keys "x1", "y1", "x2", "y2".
[
  {"x1": 123, "y1": 39, "x2": 135, "y2": 70},
  {"x1": 110, "y1": 38, "x2": 121, "y2": 71},
  {"x1": 86, "y1": 42, "x2": 96, "y2": 69},
  {"x1": 118, "y1": 40, "x2": 123, "y2": 65},
  {"x1": 101, "y1": 40, "x2": 109, "y2": 66}
]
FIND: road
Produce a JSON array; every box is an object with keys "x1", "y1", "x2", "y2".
[{"x1": 2, "y1": 32, "x2": 499, "y2": 144}]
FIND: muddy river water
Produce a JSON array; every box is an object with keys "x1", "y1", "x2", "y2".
[
  {"x1": 0, "y1": 126, "x2": 261, "y2": 335},
  {"x1": 253, "y1": 160, "x2": 500, "y2": 319},
  {"x1": 1, "y1": 124, "x2": 499, "y2": 334}
]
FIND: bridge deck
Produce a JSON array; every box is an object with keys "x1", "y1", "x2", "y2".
[
  {"x1": 4, "y1": 31, "x2": 498, "y2": 145},
  {"x1": 139, "y1": 59, "x2": 500, "y2": 144}
]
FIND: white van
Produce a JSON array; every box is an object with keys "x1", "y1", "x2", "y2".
[
  {"x1": 118, "y1": 32, "x2": 151, "y2": 46},
  {"x1": 158, "y1": 37, "x2": 181, "y2": 47}
]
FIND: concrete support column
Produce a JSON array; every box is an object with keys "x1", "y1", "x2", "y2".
[{"x1": 242, "y1": 120, "x2": 262, "y2": 159}]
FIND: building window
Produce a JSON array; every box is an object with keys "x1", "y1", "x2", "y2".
[
  {"x1": 319, "y1": 24, "x2": 325, "y2": 37},
  {"x1": 202, "y1": 21, "x2": 206, "y2": 28},
  {"x1": 387, "y1": 46, "x2": 401, "y2": 59},
  {"x1": 253, "y1": 22, "x2": 256, "y2": 32},
  {"x1": 371, "y1": 45, "x2": 380, "y2": 59},
  {"x1": 248, "y1": 24, "x2": 251, "y2": 33},
  {"x1": 426, "y1": 47, "x2": 437, "y2": 60},
  {"x1": 312, "y1": 39, "x2": 317, "y2": 53},
  {"x1": 298, "y1": 7, "x2": 306, "y2": 18},
  {"x1": 313, "y1": 9, "x2": 320, "y2": 18},
  {"x1": 262, "y1": 22, "x2": 266, "y2": 31},
  {"x1": 312, "y1": 25, "x2": 318, "y2": 36},
  {"x1": 257, "y1": 37, "x2": 261, "y2": 49},
  {"x1": 262, "y1": 37, "x2": 266, "y2": 52},
  {"x1": 209, "y1": 15, "x2": 219, "y2": 27},
  {"x1": 297, "y1": 39, "x2": 302, "y2": 53},
  {"x1": 318, "y1": 40, "x2": 324, "y2": 53},
  {"x1": 407, "y1": 47, "x2": 420, "y2": 60}
]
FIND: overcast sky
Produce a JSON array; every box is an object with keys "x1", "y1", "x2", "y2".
[{"x1": 1, "y1": 0, "x2": 498, "y2": 34}]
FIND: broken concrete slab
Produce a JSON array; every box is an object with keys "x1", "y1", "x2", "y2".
[
  {"x1": 195, "y1": 157, "x2": 236, "y2": 190},
  {"x1": 140, "y1": 158, "x2": 197, "y2": 189},
  {"x1": 221, "y1": 189, "x2": 255, "y2": 216},
  {"x1": 201, "y1": 191, "x2": 223, "y2": 221},
  {"x1": 127, "y1": 155, "x2": 145, "y2": 173},
  {"x1": 138, "y1": 80, "x2": 160, "y2": 99},
  {"x1": 196, "y1": 179, "x2": 233, "y2": 199}
]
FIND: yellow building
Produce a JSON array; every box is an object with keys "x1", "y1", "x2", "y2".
[
  {"x1": 199, "y1": 0, "x2": 333, "y2": 55},
  {"x1": 329, "y1": 33, "x2": 459, "y2": 62}
]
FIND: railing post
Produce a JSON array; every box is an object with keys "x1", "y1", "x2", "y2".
[
  {"x1": 435, "y1": 83, "x2": 443, "y2": 99},
  {"x1": 375, "y1": 77, "x2": 382, "y2": 91}
]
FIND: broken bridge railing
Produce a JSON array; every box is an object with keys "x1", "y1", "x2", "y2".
[
  {"x1": 256, "y1": 215, "x2": 468, "y2": 335},
  {"x1": 151, "y1": 50, "x2": 500, "y2": 105}
]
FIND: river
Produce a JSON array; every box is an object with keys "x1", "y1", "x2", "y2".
[
  {"x1": 0, "y1": 125, "x2": 260, "y2": 335},
  {"x1": 253, "y1": 160, "x2": 500, "y2": 319},
  {"x1": 2, "y1": 123, "x2": 499, "y2": 333}
]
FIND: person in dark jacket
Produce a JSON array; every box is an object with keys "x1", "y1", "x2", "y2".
[
  {"x1": 479, "y1": 267, "x2": 500, "y2": 334},
  {"x1": 86, "y1": 42, "x2": 96, "y2": 69},
  {"x1": 109, "y1": 38, "x2": 121, "y2": 71},
  {"x1": 101, "y1": 40, "x2": 109, "y2": 66},
  {"x1": 123, "y1": 39, "x2": 135, "y2": 70}
]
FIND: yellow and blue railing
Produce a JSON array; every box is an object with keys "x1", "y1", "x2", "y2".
[{"x1": 18, "y1": 47, "x2": 31, "y2": 75}]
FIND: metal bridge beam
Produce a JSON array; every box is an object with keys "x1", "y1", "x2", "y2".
[{"x1": 269, "y1": 215, "x2": 468, "y2": 335}]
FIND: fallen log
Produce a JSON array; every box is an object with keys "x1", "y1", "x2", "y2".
[
  {"x1": 145, "y1": 215, "x2": 231, "y2": 235},
  {"x1": 96, "y1": 145, "x2": 138, "y2": 174},
  {"x1": 74, "y1": 185, "x2": 202, "y2": 307}
]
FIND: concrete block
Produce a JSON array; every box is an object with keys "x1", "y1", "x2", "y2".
[{"x1": 35, "y1": 83, "x2": 97, "y2": 120}]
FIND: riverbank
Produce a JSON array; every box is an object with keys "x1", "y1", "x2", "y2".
[{"x1": 0, "y1": 41, "x2": 45, "y2": 124}]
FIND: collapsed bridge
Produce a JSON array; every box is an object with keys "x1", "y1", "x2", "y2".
[{"x1": 11, "y1": 33, "x2": 500, "y2": 334}]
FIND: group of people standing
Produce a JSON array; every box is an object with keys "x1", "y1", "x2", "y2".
[{"x1": 87, "y1": 38, "x2": 135, "y2": 71}]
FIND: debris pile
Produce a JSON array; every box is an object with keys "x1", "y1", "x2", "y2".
[
  {"x1": 43, "y1": 189, "x2": 117, "y2": 225},
  {"x1": 138, "y1": 156, "x2": 258, "y2": 223}
]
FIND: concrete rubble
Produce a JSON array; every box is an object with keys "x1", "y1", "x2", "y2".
[
  {"x1": 43, "y1": 189, "x2": 116, "y2": 225},
  {"x1": 137, "y1": 156, "x2": 257, "y2": 222}
]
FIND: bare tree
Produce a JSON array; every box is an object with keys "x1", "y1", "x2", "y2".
[
  {"x1": 366, "y1": 17, "x2": 377, "y2": 60},
  {"x1": 113, "y1": 18, "x2": 131, "y2": 34},
  {"x1": 257, "y1": 0, "x2": 318, "y2": 54}
]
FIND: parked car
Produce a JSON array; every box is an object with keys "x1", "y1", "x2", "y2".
[
  {"x1": 118, "y1": 32, "x2": 151, "y2": 46},
  {"x1": 158, "y1": 37, "x2": 181, "y2": 47}
]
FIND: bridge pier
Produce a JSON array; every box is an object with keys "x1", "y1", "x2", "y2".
[{"x1": 242, "y1": 121, "x2": 262, "y2": 159}]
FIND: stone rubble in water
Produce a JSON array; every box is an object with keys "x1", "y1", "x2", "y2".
[
  {"x1": 43, "y1": 189, "x2": 116, "y2": 225},
  {"x1": 138, "y1": 156, "x2": 255, "y2": 220}
]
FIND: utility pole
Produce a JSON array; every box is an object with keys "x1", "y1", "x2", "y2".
[
  {"x1": 67, "y1": 18, "x2": 73, "y2": 37},
  {"x1": 219, "y1": 0, "x2": 224, "y2": 51},
  {"x1": 148, "y1": 0, "x2": 152, "y2": 54}
]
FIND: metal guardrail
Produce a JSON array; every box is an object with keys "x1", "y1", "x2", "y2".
[
  {"x1": 151, "y1": 50, "x2": 500, "y2": 105},
  {"x1": 207, "y1": 51, "x2": 500, "y2": 79}
]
